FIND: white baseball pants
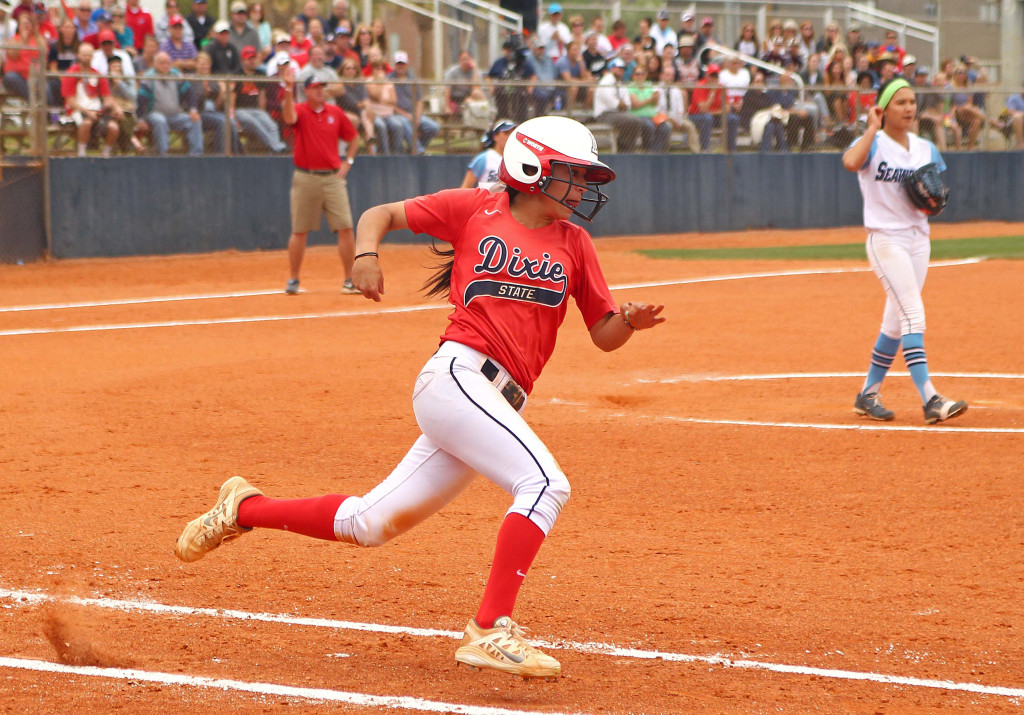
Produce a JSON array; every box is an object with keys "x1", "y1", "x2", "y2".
[
  {"x1": 334, "y1": 341, "x2": 570, "y2": 547},
  {"x1": 866, "y1": 227, "x2": 931, "y2": 338}
]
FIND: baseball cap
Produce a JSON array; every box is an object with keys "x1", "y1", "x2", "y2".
[
  {"x1": 274, "y1": 30, "x2": 290, "y2": 44},
  {"x1": 681, "y1": 11, "x2": 694, "y2": 22},
  {"x1": 607, "y1": 57, "x2": 626, "y2": 69},
  {"x1": 230, "y1": 0, "x2": 247, "y2": 12},
  {"x1": 33, "y1": 1, "x2": 46, "y2": 13},
  {"x1": 783, "y1": 19, "x2": 798, "y2": 31},
  {"x1": 547, "y1": 2, "x2": 561, "y2": 14},
  {"x1": 393, "y1": 50, "x2": 408, "y2": 64},
  {"x1": 656, "y1": 10, "x2": 669, "y2": 20},
  {"x1": 701, "y1": 16, "x2": 713, "y2": 26},
  {"x1": 168, "y1": 13, "x2": 184, "y2": 26},
  {"x1": 304, "y1": 75, "x2": 327, "y2": 89},
  {"x1": 95, "y1": 8, "x2": 111, "y2": 21},
  {"x1": 677, "y1": 34, "x2": 695, "y2": 47},
  {"x1": 240, "y1": 45, "x2": 258, "y2": 58},
  {"x1": 903, "y1": 54, "x2": 917, "y2": 66},
  {"x1": 98, "y1": 28, "x2": 116, "y2": 42},
  {"x1": 213, "y1": 19, "x2": 230, "y2": 32},
  {"x1": 848, "y1": 23, "x2": 861, "y2": 32},
  {"x1": 915, "y1": 66, "x2": 930, "y2": 76},
  {"x1": 0, "y1": 0, "x2": 15, "y2": 12},
  {"x1": 336, "y1": 26, "x2": 351, "y2": 36},
  {"x1": 706, "y1": 63, "x2": 720, "y2": 74},
  {"x1": 875, "y1": 51, "x2": 898, "y2": 65}
]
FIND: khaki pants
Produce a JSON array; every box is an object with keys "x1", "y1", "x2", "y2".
[{"x1": 290, "y1": 169, "x2": 353, "y2": 234}]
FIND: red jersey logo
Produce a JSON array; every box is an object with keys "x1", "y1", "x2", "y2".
[{"x1": 467, "y1": 235, "x2": 567, "y2": 307}]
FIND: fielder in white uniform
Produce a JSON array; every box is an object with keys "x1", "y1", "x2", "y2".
[
  {"x1": 460, "y1": 119, "x2": 515, "y2": 190},
  {"x1": 842, "y1": 77, "x2": 967, "y2": 424}
]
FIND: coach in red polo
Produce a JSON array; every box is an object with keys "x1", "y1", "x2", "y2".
[{"x1": 281, "y1": 69, "x2": 360, "y2": 295}]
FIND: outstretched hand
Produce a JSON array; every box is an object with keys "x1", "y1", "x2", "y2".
[
  {"x1": 622, "y1": 301, "x2": 666, "y2": 330},
  {"x1": 282, "y1": 64, "x2": 296, "y2": 91}
]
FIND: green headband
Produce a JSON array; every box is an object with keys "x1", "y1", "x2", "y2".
[{"x1": 877, "y1": 78, "x2": 912, "y2": 110}]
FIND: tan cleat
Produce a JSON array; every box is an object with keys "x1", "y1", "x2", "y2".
[
  {"x1": 174, "y1": 476, "x2": 263, "y2": 563},
  {"x1": 454, "y1": 616, "x2": 561, "y2": 680}
]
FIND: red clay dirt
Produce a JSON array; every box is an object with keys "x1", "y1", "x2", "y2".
[{"x1": 0, "y1": 221, "x2": 1022, "y2": 713}]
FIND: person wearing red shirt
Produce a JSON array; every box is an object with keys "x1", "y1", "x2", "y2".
[
  {"x1": 173, "y1": 115, "x2": 665, "y2": 681},
  {"x1": 123, "y1": 0, "x2": 153, "y2": 52},
  {"x1": 688, "y1": 63, "x2": 740, "y2": 151},
  {"x1": 2, "y1": 13, "x2": 47, "y2": 100},
  {"x1": 60, "y1": 42, "x2": 122, "y2": 156},
  {"x1": 32, "y1": 3, "x2": 56, "y2": 43},
  {"x1": 287, "y1": 16, "x2": 312, "y2": 67},
  {"x1": 279, "y1": 70, "x2": 359, "y2": 295}
]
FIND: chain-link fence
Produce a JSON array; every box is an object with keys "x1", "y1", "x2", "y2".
[{"x1": 3, "y1": 37, "x2": 1022, "y2": 161}]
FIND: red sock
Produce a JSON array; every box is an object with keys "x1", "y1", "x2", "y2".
[
  {"x1": 236, "y1": 494, "x2": 349, "y2": 541},
  {"x1": 475, "y1": 513, "x2": 546, "y2": 629}
]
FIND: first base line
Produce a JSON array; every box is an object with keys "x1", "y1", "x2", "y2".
[
  {"x1": 1, "y1": 588, "x2": 1022, "y2": 700},
  {"x1": 0, "y1": 656, "x2": 580, "y2": 715},
  {"x1": 0, "y1": 260, "x2": 982, "y2": 337}
]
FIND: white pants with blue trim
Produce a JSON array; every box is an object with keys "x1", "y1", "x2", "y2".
[
  {"x1": 334, "y1": 341, "x2": 569, "y2": 546},
  {"x1": 866, "y1": 227, "x2": 930, "y2": 337}
]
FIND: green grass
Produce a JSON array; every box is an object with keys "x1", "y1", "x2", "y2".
[{"x1": 640, "y1": 236, "x2": 1024, "y2": 261}]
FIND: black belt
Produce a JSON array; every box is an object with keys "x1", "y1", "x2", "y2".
[
  {"x1": 481, "y1": 359, "x2": 526, "y2": 411},
  {"x1": 295, "y1": 168, "x2": 337, "y2": 176}
]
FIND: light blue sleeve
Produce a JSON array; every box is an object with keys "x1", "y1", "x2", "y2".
[
  {"x1": 848, "y1": 134, "x2": 878, "y2": 172},
  {"x1": 467, "y1": 151, "x2": 487, "y2": 178},
  {"x1": 929, "y1": 141, "x2": 946, "y2": 171}
]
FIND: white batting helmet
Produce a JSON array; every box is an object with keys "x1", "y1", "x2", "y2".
[{"x1": 499, "y1": 115, "x2": 615, "y2": 221}]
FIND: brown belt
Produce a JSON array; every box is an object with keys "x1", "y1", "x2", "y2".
[
  {"x1": 295, "y1": 167, "x2": 337, "y2": 176},
  {"x1": 481, "y1": 359, "x2": 525, "y2": 411}
]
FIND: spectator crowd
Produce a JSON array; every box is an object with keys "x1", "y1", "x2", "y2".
[
  {"x1": 2, "y1": 0, "x2": 1020, "y2": 155},
  {"x1": 0, "y1": 0, "x2": 441, "y2": 155}
]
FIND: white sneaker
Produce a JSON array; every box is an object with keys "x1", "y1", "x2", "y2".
[{"x1": 454, "y1": 616, "x2": 560, "y2": 680}]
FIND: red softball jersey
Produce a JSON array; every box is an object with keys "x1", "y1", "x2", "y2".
[
  {"x1": 291, "y1": 103, "x2": 357, "y2": 171},
  {"x1": 404, "y1": 188, "x2": 619, "y2": 395}
]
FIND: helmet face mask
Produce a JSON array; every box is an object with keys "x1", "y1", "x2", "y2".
[
  {"x1": 498, "y1": 116, "x2": 615, "y2": 222},
  {"x1": 537, "y1": 161, "x2": 611, "y2": 222}
]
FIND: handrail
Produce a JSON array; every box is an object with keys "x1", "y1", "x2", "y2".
[{"x1": 698, "y1": 42, "x2": 806, "y2": 102}]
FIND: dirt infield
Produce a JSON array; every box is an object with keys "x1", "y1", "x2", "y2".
[{"x1": 1, "y1": 221, "x2": 1023, "y2": 714}]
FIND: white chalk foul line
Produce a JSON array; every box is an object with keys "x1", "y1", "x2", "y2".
[
  {"x1": 0, "y1": 656, "x2": 580, "y2": 715},
  {"x1": 0, "y1": 290, "x2": 281, "y2": 314},
  {"x1": 0, "y1": 259, "x2": 983, "y2": 337},
  {"x1": 646, "y1": 414, "x2": 1024, "y2": 434},
  {"x1": 636, "y1": 371, "x2": 1024, "y2": 384},
  {"x1": 1, "y1": 588, "x2": 1022, "y2": 699},
  {"x1": 611, "y1": 257, "x2": 982, "y2": 290},
  {"x1": 0, "y1": 303, "x2": 448, "y2": 337},
  {"x1": 614, "y1": 370, "x2": 1024, "y2": 433}
]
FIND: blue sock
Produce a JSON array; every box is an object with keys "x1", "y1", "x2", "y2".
[
  {"x1": 862, "y1": 333, "x2": 900, "y2": 395},
  {"x1": 902, "y1": 333, "x2": 936, "y2": 403}
]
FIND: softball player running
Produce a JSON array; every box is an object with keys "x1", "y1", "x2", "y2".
[
  {"x1": 842, "y1": 77, "x2": 966, "y2": 424},
  {"x1": 175, "y1": 116, "x2": 666, "y2": 680},
  {"x1": 460, "y1": 118, "x2": 516, "y2": 190}
]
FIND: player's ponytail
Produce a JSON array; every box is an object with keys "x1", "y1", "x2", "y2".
[
  {"x1": 422, "y1": 240, "x2": 454, "y2": 299},
  {"x1": 421, "y1": 187, "x2": 521, "y2": 299}
]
